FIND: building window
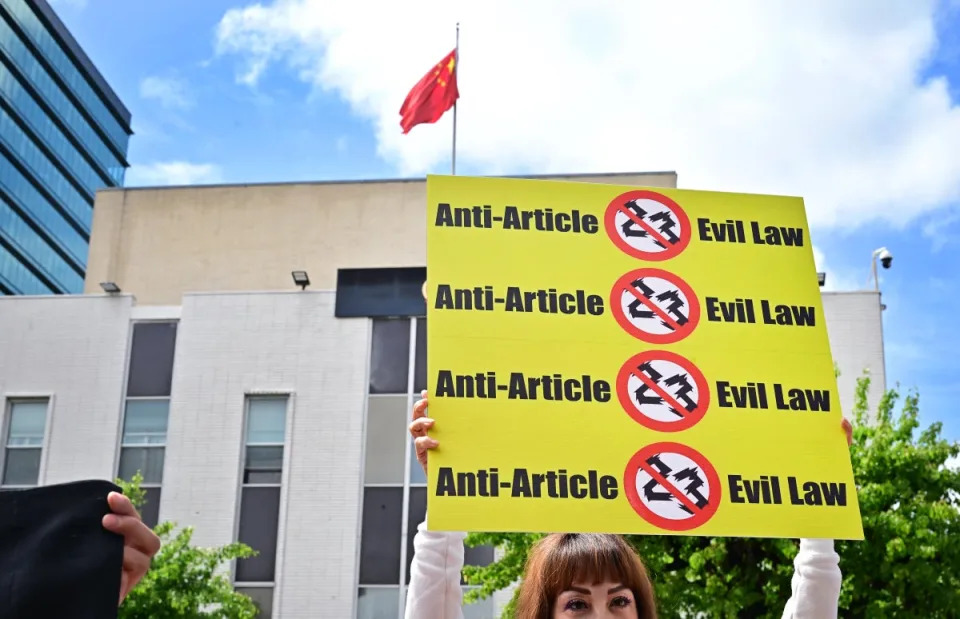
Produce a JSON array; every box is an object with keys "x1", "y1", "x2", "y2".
[
  {"x1": 118, "y1": 399, "x2": 168, "y2": 526},
  {"x1": 117, "y1": 321, "x2": 177, "y2": 527},
  {"x1": 369, "y1": 318, "x2": 411, "y2": 394},
  {"x1": 1, "y1": 399, "x2": 49, "y2": 488},
  {"x1": 235, "y1": 587, "x2": 274, "y2": 619},
  {"x1": 126, "y1": 322, "x2": 177, "y2": 397},
  {"x1": 234, "y1": 396, "x2": 288, "y2": 615},
  {"x1": 358, "y1": 318, "x2": 494, "y2": 619}
]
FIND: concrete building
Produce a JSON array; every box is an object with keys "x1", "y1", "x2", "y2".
[
  {"x1": 0, "y1": 0, "x2": 132, "y2": 295},
  {"x1": 83, "y1": 172, "x2": 677, "y2": 306},
  {"x1": 0, "y1": 173, "x2": 887, "y2": 618}
]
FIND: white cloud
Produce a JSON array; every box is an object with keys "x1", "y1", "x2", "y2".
[
  {"x1": 813, "y1": 245, "x2": 865, "y2": 292},
  {"x1": 126, "y1": 162, "x2": 223, "y2": 186},
  {"x1": 139, "y1": 76, "x2": 194, "y2": 110},
  {"x1": 946, "y1": 454, "x2": 959, "y2": 471},
  {"x1": 214, "y1": 0, "x2": 960, "y2": 230},
  {"x1": 336, "y1": 135, "x2": 349, "y2": 153},
  {"x1": 922, "y1": 208, "x2": 960, "y2": 251}
]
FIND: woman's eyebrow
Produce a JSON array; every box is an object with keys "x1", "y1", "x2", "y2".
[
  {"x1": 607, "y1": 585, "x2": 629, "y2": 594},
  {"x1": 564, "y1": 586, "x2": 592, "y2": 594}
]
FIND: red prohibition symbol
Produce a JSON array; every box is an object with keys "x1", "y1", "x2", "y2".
[
  {"x1": 604, "y1": 190, "x2": 692, "y2": 261},
  {"x1": 616, "y1": 351, "x2": 710, "y2": 432},
  {"x1": 610, "y1": 268, "x2": 700, "y2": 344},
  {"x1": 623, "y1": 442, "x2": 721, "y2": 531}
]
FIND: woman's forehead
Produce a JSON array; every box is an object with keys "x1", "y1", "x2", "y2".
[{"x1": 566, "y1": 580, "x2": 626, "y2": 589}]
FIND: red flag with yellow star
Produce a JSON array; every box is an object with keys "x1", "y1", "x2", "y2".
[{"x1": 399, "y1": 49, "x2": 459, "y2": 134}]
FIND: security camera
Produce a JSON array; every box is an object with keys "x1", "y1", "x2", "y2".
[
  {"x1": 870, "y1": 246, "x2": 894, "y2": 291},
  {"x1": 876, "y1": 247, "x2": 893, "y2": 269}
]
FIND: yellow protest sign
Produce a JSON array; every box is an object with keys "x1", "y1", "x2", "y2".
[{"x1": 426, "y1": 175, "x2": 864, "y2": 540}]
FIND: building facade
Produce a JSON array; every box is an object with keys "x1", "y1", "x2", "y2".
[
  {"x1": 0, "y1": 286, "x2": 887, "y2": 619},
  {"x1": 0, "y1": 174, "x2": 887, "y2": 618},
  {"x1": 0, "y1": 0, "x2": 131, "y2": 295},
  {"x1": 0, "y1": 290, "x2": 497, "y2": 618}
]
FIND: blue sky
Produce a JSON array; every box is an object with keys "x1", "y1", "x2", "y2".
[{"x1": 53, "y1": 0, "x2": 959, "y2": 442}]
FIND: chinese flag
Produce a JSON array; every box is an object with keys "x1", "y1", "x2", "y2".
[{"x1": 399, "y1": 49, "x2": 459, "y2": 134}]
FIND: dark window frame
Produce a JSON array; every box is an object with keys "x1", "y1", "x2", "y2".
[
  {"x1": 0, "y1": 397, "x2": 49, "y2": 488},
  {"x1": 126, "y1": 322, "x2": 178, "y2": 398},
  {"x1": 358, "y1": 486, "x2": 404, "y2": 586},
  {"x1": 116, "y1": 320, "x2": 177, "y2": 528},
  {"x1": 235, "y1": 396, "x2": 289, "y2": 587},
  {"x1": 369, "y1": 318, "x2": 412, "y2": 394},
  {"x1": 234, "y1": 585, "x2": 275, "y2": 619}
]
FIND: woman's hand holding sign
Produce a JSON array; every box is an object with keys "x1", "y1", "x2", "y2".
[
  {"x1": 411, "y1": 390, "x2": 438, "y2": 474},
  {"x1": 102, "y1": 491, "x2": 161, "y2": 604}
]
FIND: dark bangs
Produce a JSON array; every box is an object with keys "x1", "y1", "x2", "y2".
[{"x1": 541, "y1": 534, "x2": 643, "y2": 592}]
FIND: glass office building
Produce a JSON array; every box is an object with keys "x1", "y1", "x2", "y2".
[{"x1": 0, "y1": 0, "x2": 130, "y2": 295}]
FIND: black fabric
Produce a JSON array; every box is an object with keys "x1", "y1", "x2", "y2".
[{"x1": 0, "y1": 480, "x2": 123, "y2": 619}]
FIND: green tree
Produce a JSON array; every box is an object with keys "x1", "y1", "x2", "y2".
[
  {"x1": 116, "y1": 473, "x2": 261, "y2": 619},
  {"x1": 464, "y1": 376, "x2": 960, "y2": 617}
]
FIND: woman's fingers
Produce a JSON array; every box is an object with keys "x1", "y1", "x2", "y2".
[
  {"x1": 106, "y1": 491, "x2": 139, "y2": 518},
  {"x1": 414, "y1": 435, "x2": 438, "y2": 474},
  {"x1": 411, "y1": 392, "x2": 434, "y2": 474},
  {"x1": 411, "y1": 392, "x2": 432, "y2": 437},
  {"x1": 415, "y1": 435, "x2": 439, "y2": 452},
  {"x1": 409, "y1": 417, "x2": 435, "y2": 438},
  {"x1": 842, "y1": 417, "x2": 853, "y2": 447},
  {"x1": 119, "y1": 545, "x2": 152, "y2": 600},
  {"x1": 412, "y1": 397, "x2": 428, "y2": 421},
  {"x1": 123, "y1": 545, "x2": 152, "y2": 574},
  {"x1": 102, "y1": 491, "x2": 161, "y2": 605},
  {"x1": 103, "y1": 494, "x2": 161, "y2": 557},
  {"x1": 415, "y1": 435, "x2": 439, "y2": 465}
]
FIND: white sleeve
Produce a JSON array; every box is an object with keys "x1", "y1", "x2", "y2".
[
  {"x1": 781, "y1": 539, "x2": 842, "y2": 619},
  {"x1": 403, "y1": 517, "x2": 466, "y2": 619}
]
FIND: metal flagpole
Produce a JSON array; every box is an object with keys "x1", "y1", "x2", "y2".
[{"x1": 452, "y1": 22, "x2": 459, "y2": 175}]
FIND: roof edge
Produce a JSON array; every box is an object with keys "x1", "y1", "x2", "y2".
[
  {"x1": 101, "y1": 170, "x2": 679, "y2": 193},
  {"x1": 821, "y1": 290, "x2": 881, "y2": 296}
]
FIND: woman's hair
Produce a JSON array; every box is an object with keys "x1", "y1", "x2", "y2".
[{"x1": 515, "y1": 533, "x2": 657, "y2": 619}]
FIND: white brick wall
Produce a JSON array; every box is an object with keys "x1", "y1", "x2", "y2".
[
  {"x1": 160, "y1": 291, "x2": 369, "y2": 619},
  {"x1": 821, "y1": 291, "x2": 887, "y2": 418},
  {"x1": 0, "y1": 294, "x2": 131, "y2": 484}
]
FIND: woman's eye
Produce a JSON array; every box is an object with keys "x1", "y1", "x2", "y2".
[
  {"x1": 611, "y1": 596, "x2": 632, "y2": 608},
  {"x1": 565, "y1": 599, "x2": 589, "y2": 611}
]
